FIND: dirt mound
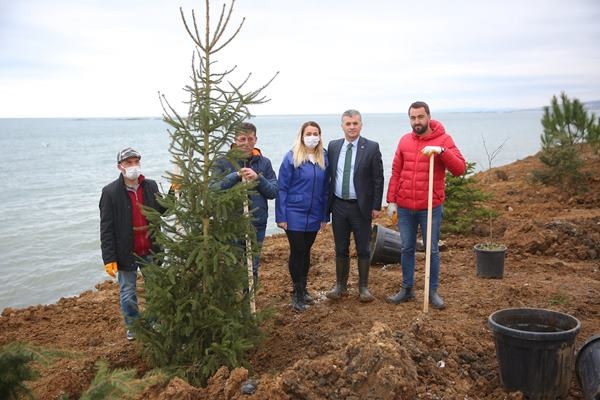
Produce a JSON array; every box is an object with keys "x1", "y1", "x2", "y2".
[
  {"x1": 280, "y1": 321, "x2": 418, "y2": 399},
  {"x1": 1, "y1": 148, "x2": 599, "y2": 399}
]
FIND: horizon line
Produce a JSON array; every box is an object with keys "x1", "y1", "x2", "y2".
[{"x1": 2, "y1": 101, "x2": 600, "y2": 120}]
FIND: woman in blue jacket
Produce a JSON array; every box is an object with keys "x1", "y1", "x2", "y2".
[{"x1": 276, "y1": 121, "x2": 329, "y2": 312}]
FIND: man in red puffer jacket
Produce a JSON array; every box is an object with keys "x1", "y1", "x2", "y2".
[{"x1": 385, "y1": 101, "x2": 466, "y2": 309}]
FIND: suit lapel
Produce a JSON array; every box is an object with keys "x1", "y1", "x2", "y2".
[
  {"x1": 354, "y1": 136, "x2": 366, "y2": 175},
  {"x1": 330, "y1": 139, "x2": 343, "y2": 173}
]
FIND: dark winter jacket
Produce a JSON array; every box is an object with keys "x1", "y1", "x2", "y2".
[
  {"x1": 213, "y1": 148, "x2": 278, "y2": 229},
  {"x1": 99, "y1": 174, "x2": 165, "y2": 271},
  {"x1": 327, "y1": 136, "x2": 384, "y2": 221},
  {"x1": 276, "y1": 150, "x2": 329, "y2": 232}
]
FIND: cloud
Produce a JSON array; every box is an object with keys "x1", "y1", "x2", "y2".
[{"x1": 1, "y1": 0, "x2": 599, "y2": 117}]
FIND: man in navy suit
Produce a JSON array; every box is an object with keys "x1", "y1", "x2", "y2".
[{"x1": 325, "y1": 109, "x2": 384, "y2": 302}]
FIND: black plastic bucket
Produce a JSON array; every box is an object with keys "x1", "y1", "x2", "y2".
[
  {"x1": 576, "y1": 333, "x2": 600, "y2": 400},
  {"x1": 474, "y1": 244, "x2": 506, "y2": 278},
  {"x1": 488, "y1": 308, "x2": 581, "y2": 399},
  {"x1": 369, "y1": 224, "x2": 402, "y2": 265}
]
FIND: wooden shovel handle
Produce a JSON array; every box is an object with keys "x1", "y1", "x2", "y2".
[
  {"x1": 243, "y1": 182, "x2": 256, "y2": 314},
  {"x1": 423, "y1": 154, "x2": 435, "y2": 313}
]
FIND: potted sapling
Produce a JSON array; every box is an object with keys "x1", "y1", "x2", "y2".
[{"x1": 474, "y1": 137, "x2": 508, "y2": 278}]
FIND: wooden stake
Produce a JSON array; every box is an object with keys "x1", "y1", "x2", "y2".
[
  {"x1": 243, "y1": 196, "x2": 256, "y2": 314},
  {"x1": 423, "y1": 154, "x2": 435, "y2": 313}
]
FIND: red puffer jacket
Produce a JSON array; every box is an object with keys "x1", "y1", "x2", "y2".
[{"x1": 386, "y1": 120, "x2": 466, "y2": 211}]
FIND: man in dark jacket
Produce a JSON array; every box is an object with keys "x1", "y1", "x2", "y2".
[
  {"x1": 99, "y1": 147, "x2": 164, "y2": 340},
  {"x1": 325, "y1": 110, "x2": 384, "y2": 302},
  {"x1": 213, "y1": 122, "x2": 278, "y2": 281}
]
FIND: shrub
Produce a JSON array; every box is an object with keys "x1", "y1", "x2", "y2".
[
  {"x1": 0, "y1": 345, "x2": 37, "y2": 400},
  {"x1": 534, "y1": 92, "x2": 597, "y2": 191},
  {"x1": 443, "y1": 162, "x2": 495, "y2": 234},
  {"x1": 80, "y1": 361, "x2": 167, "y2": 400},
  {"x1": 0, "y1": 343, "x2": 74, "y2": 399}
]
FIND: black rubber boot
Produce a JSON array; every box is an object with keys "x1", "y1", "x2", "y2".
[
  {"x1": 429, "y1": 290, "x2": 445, "y2": 309},
  {"x1": 300, "y1": 277, "x2": 314, "y2": 305},
  {"x1": 326, "y1": 257, "x2": 350, "y2": 299},
  {"x1": 358, "y1": 259, "x2": 375, "y2": 302},
  {"x1": 386, "y1": 287, "x2": 414, "y2": 304},
  {"x1": 291, "y1": 283, "x2": 307, "y2": 312}
]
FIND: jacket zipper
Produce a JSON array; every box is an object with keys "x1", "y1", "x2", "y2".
[
  {"x1": 411, "y1": 138, "x2": 422, "y2": 210},
  {"x1": 306, "y1": 162, "x2": 317, "y2": 231}
]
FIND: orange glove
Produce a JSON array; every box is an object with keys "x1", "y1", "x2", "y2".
[
  {"x1": 104, "y1": 262, "x2": 118, "y2": 278},
  {"x1": 170, "y1": 180, "x2": 180, "y2": 192}
]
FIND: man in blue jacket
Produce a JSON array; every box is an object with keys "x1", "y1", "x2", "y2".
[{"x1": 213, "y1": 122, "x2": 278, "y2": 281}]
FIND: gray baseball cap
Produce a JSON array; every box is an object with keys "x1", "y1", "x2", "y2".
[{"x1": 117, "y1": 147, "x2": 141, "y2": 163}]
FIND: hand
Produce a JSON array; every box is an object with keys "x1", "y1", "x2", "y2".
[
  {"x1": 170, "y1": 179, "x2": 181, "y2": 191},
  {"x1": 104, "y1": 262, "x2": 117, "y2": 278},
  {"x1": 239, "y1": 167, "x2": 258, "y2": 181},
  {"x1": 372, "y1": 210, "x2": 381, "y2": 219},
  {"x1": 422, "y1": 146, "x2": 444, "y2": 156},
  {"x1": 387, "y1": 203, "x2": 397, "y2": 218},
  {"x1": 320, "y1": 222, "x2": 327, "y2": 230},
  {"x1": 169, "y1": 182, "x2": 180, "y2": 195},
  {"x1": 277, "y1": 222, "x2": 288, "y2": 230}
]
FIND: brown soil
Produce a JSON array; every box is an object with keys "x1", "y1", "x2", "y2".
[{"x1": 2, "y1": 149, "x2": 599, "y2": 399}]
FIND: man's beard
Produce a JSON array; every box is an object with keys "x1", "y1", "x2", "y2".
[{"x1": 412, "y1": 124, "x2": 427, "y2": 134}]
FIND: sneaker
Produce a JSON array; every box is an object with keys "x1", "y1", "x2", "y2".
[{"x1": 126, "y1": 329, "x2": 136, "y2": 341}]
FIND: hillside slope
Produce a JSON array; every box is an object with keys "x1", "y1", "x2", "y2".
[{"x1": 1, "y1": 148, "x2": 599, "y2": 399}]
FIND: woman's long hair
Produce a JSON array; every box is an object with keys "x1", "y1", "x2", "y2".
[{"x1": 292, "y1": 121, "x2": 325, "y2": 169}]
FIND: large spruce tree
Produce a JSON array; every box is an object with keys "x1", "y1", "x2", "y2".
[{"x1": 136, "y1": 0, "x2": 276, "y2": 385}]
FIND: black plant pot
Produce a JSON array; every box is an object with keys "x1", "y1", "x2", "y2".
[{"x1": 474, "y1": 243, "x2": 506, "y2": 278}]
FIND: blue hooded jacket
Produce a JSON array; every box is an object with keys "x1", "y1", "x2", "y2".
[
  {"x1": 213, "y1": 148, "x2": 278, "y2": 229},
  {"x1": 276, "y1": 150, "x2": 329, "y2": 232}
]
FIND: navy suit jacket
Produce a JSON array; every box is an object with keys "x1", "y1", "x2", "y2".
[{"x1": 327, "y1": 136, "x2": 384, "y2": 220}]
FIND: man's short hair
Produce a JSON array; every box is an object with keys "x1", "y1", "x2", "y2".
[
  {"x1": 239, "y1": 122, "x2": 257, "y2": 135},
  {"x1": 408, "y1": 101, "x2": 430, "y2": 116},
  {"x1": 341, "y1": 109, "x2": 361, "y2": 122}
]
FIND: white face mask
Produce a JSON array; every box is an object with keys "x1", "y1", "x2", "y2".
[
  {"x1": 123, "y1": 165, "x2": 141, "y2": 180},
  {"x1": 303, "y1": 135, "x2": 320, "y2": 149}
]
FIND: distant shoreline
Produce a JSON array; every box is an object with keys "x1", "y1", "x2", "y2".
[{"x1": 2, "y1": 101, "x2": 599, "y2": 120}]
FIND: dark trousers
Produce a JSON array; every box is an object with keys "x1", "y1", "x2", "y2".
[
  {"x1": 285, "y1": 230, "x2": 318, "y2": 283},
  {"x1": 331, "y1": 197, "x2": 372, "y2": 260}
]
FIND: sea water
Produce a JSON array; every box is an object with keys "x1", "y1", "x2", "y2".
[{"x1": 0, "y1": 110, "x2": 555, "y2": 309}]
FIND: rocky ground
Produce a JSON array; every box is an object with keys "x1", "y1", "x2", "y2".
[{"x1": 1, "y1": 148, "x2": 599, "y2": 399}]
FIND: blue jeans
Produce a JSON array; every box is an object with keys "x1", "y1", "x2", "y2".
[
  {"x1": 118, "y1": 255, "x2": 151, "y2": 327},
  {"x1": 397, "y1": 205, "x2": 443, "y2": 290}
]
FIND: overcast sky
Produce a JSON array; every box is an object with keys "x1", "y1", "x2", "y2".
[{"x1": 1, "y1": 0, "x2": 599, "y2": 118}]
